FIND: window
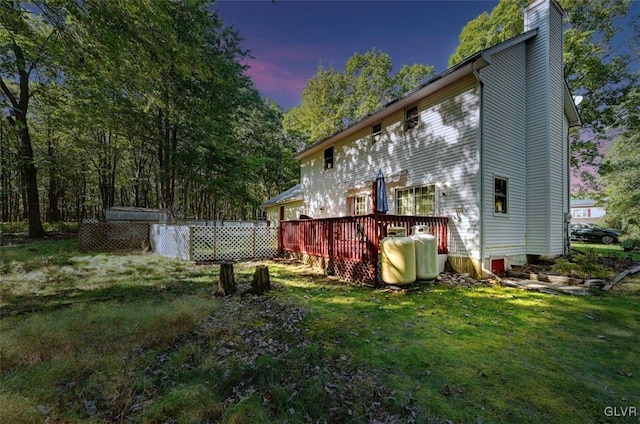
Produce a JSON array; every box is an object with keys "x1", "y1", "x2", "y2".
[
  {"x1": 494, "y1": 177, "x2": 508, "y2": 214},
  {"x1": 396, "y1": 185, "x2": 436, "y2": 216},
  {"x1": 324, "y1": 146, "x2": 334, "y2": 170},
  {"x1": 414, "y1": 186, "x2": 435, "y2": 215},
  {"x1": 371, "y1": 123, "x2": 382, "y2": 143},
  {"x1": 355, "y1": 196, "x2": 367, "y2": 215},
  {"x1": 347, "y1": 195, "x2": 368, "y2": 216},
  {"x1": 396, "y1": 189, "x2": 412, "y2": 215},
  {"x1": 571, "y1": 208, "x2": 589, "y2": 218},
  {"x1": 405, "y1": 105, "x2": 419, "y2": 130}
]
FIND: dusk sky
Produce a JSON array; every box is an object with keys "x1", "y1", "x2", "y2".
[
  {"x1": 215, "y1": 0, "x2": 638, "y2": 112},
  {"x1": 215, "y1": 0, "x2": 503, "y2": 110}
]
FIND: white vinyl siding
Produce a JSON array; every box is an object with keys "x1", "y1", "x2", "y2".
[
  {"x1": 524, "y1": 0, "x2": 566, "y2": 256},
  {"x1": 481, "y1": 43, "x2": 528, "y2": 257},
  {"x1": 265, "y1": 200, "x2": 305, "y2": 225},
  {"x1": 300, "y1": 75, "x2": 481, "y2": 259}
]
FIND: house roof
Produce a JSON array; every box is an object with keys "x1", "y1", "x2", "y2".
[
  {"x1": 261, "y1": 184, "x2": 303, "y2": 207},
  {"x1": 296, "y1": 26, "x2": 581, "y2": 161},
  {"x1": 570, "y1": 199, "x2": 598, "y2": 207}
]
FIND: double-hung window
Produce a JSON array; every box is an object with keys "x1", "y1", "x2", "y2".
[
  {"x1": 494, "y1": 177, "x2": 508, "y2": 214},
  {"x1": 396, "y1": 185, "x2": 436, "y2": 216},
  {"x1": 324, "y1": 146, "x2": 334, "y2": 170},
  {"x1": 405, "y1": 105, "x2": 419, "y2": 131},
  {"x1": 347, "y1": 195, "x2": 368, "y2": 216},
  {"x1": 371, "y1": 123, "x2": 382, "y2": 143}
]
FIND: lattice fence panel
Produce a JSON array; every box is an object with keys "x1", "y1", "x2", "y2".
[
  {"x1": 286, "y1": 252, "x2": 377, "y2": 285},
  {"x1": 150, "y1": 225, "x2": 191, "y2": 260},
  {"x1": 192, "y1": 226, "x2": 278, "y2": 263},
  {"x1": 79, "y1": 221, "x2": 150, "y2": 252}
]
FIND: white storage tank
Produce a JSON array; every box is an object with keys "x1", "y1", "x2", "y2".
[
  {"x1": 411, "y1": 225, "x2": 438, "y2": 281},
  {"x1": 380, "y1": 227, "x2": 416, "y2": 285}
]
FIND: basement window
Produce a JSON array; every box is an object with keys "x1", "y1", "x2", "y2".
[
  {"x1": 324, "y1": 146, "x2": 334, "y2": 170},
  {"x1": 494, "y1": 177, "x2": 508, "y2": 214}
]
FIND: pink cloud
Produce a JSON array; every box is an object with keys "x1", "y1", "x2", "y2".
[
  {"x1": 238, "y1": 43, "x2": 327, "y2": 108},
  {"x1": 243, "y1": 57, "x2": 308, "y2": 96}
]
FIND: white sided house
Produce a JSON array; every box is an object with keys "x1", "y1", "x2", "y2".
[{"x1": 268, "y1": 0, "x2": 580, "y2": 277}]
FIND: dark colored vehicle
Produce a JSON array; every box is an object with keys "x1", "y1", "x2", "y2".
[{"x1": 570, "y1": 223, "x2": 621, "y2": 244}]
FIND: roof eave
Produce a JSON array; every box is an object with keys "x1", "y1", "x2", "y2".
[
  {"x1": 294, "y1": 30, "x2": 539, "y2": 161},
  {"x1": 261, "y1": 196, "x2": 304, "y2": 208},
  {"x1": 564, "y1": 81, "x2": 582, "y2": 128},
  {"x1": 294, "y1": 55, "x2": 487, "y2": 160}
]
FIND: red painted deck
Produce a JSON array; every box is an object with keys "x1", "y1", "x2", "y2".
[{"x1": 279, "y1": 214, "x2": 448, "y2": 284}]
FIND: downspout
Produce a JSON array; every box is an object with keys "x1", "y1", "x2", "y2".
[
  {"x1": 565, "y1": 124, "x2": 571, "y2": 257},
  {"x1": 471, "y1": 60, "x2": 486, "y2": 278}
]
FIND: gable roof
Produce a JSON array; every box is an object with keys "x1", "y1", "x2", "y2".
[
  {"x1": 296, "y1": 27, "x2": 581, "y2": 161},
  {"x1": 261, "y1": 184, "x2": 303, "y2": 207},
  {"x1": 570, "y1": 199, "x2": 601, "y2": 208}
]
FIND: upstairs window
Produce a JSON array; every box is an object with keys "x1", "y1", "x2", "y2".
[
  {"x1": 494, "y1": 177, "x2": 508, "y2": 214},
  {"x1": 371, "y1": 123, "x2": 382, "y2": 143},
  {"x1": 324, "y1": 146, "x2": 334, "y2": 170},
  {"x1": 405, "y1": 105, "x2": 419, "y2": 131}
]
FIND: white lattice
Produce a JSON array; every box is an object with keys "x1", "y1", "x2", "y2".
[
  {"x1": 191, "y1": 226, "x2": 278, "y2": 262},
  {"x1": 151, "y1": 224, "x2": 278, "y2": 262},
  {"x1": 150, "y1": 225, "x2": 191, "y2": 260}
]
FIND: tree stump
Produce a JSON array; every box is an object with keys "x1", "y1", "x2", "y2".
[
  {"x1": 217, "y1": 262, "x2": 237, "y2": 296},
  {"x1": 251, "y1": 265, "x2": 271, "y2": 295}
]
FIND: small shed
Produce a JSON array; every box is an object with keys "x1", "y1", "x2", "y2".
[{"x1": 104, "y1": 207, "x2": 167, "y2": 224}]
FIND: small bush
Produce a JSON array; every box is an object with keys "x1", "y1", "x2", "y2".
[
  {"x1": 552, "y1": 250, "x2": 615, "y2": 279},
  {"x1": 620, "y1": 238, "x2": 640, "y2": 252}
]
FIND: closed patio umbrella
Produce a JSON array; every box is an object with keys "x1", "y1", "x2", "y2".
[{"x1": 376, "y1": 170, "x2": 388, "y2": 214}]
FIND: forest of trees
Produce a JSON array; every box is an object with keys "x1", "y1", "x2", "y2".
[
  {"x1": 2, "y1": 0, "x2": 638, "y2": 238},
  {"x1": 1, "y1": 1, "x2": 299, "y2": 236}
]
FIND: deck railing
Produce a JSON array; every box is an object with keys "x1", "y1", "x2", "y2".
[{"x1": 279, "y1": 214, "x2": 448, "y2": 284}]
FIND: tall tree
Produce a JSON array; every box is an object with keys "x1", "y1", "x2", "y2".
[
  {"x1": 599, "y1": 84, "x2": 640, "y2": 237},
  {"x1": 0, "y1": 2, "x2": 57, "y2": 236},
  {"x1": 448, "y1": 0, "x2": 639, "y2": 168},
  {"x1": 284, "y1": 49, "x2": 434, "y2": 144}
]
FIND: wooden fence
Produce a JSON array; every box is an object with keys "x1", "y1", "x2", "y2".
[{"x1": 279, "y1": 214, "x2": 449, "y2": 284}]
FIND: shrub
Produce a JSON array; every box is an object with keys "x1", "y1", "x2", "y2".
[{"x1": 620, "y1": 238, "x2": 640, "y2": 252}]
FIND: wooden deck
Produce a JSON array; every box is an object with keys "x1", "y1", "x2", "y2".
[{"x1": 279, "y1": 214, "x2": 448, "y2": 284}]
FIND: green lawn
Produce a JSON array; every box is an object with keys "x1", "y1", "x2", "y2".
[
  {"x1": 1, "y1": 239, "x2": 639, "y2": 423},
  {"x1": 572, "y1": 241, "x2": 640, "y2": 261}
]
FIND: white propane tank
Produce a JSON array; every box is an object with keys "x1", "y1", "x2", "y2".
[
  {"x1": 410, "y1": 225, "x2": 438, "y2": 280},
  {"x1": 380, "y1": 227, "x2": 416, "y2": 285}
]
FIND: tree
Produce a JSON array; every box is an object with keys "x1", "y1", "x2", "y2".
[
  {"x1": 599, "y1": 85, "x2": 640, "y2": 237},
  {"x1": 448, "y1": 0, "x2": 639, "y2": 168},
  {"x1": 284, "y1": 49, "x2": 434, "y2": 144},
  {"x1": 0, "y1": 2, "x2": 58, "y2": 236}
]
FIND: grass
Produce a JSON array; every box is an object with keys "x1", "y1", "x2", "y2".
[
  {"x1": 1, "y1": 240, "x2": 639, "y2": 423},
  {"x1": 572, "y1": 241, "x2": 640, "y2": 261}
]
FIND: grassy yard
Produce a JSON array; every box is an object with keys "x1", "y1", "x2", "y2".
[
  {"x1": 572, "y1": 241, "x2": 640, "y2": 261},
  {"x1": 1, "y1": 239, "x2": 639, "y2": 423}
]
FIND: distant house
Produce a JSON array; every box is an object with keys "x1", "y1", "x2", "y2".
[
  {"x1": 265, "y1": 0, "x2": 580, "y2": 278},
  {"x1": 570, "y1": 199, "x2": 606, "y2": 224}
]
